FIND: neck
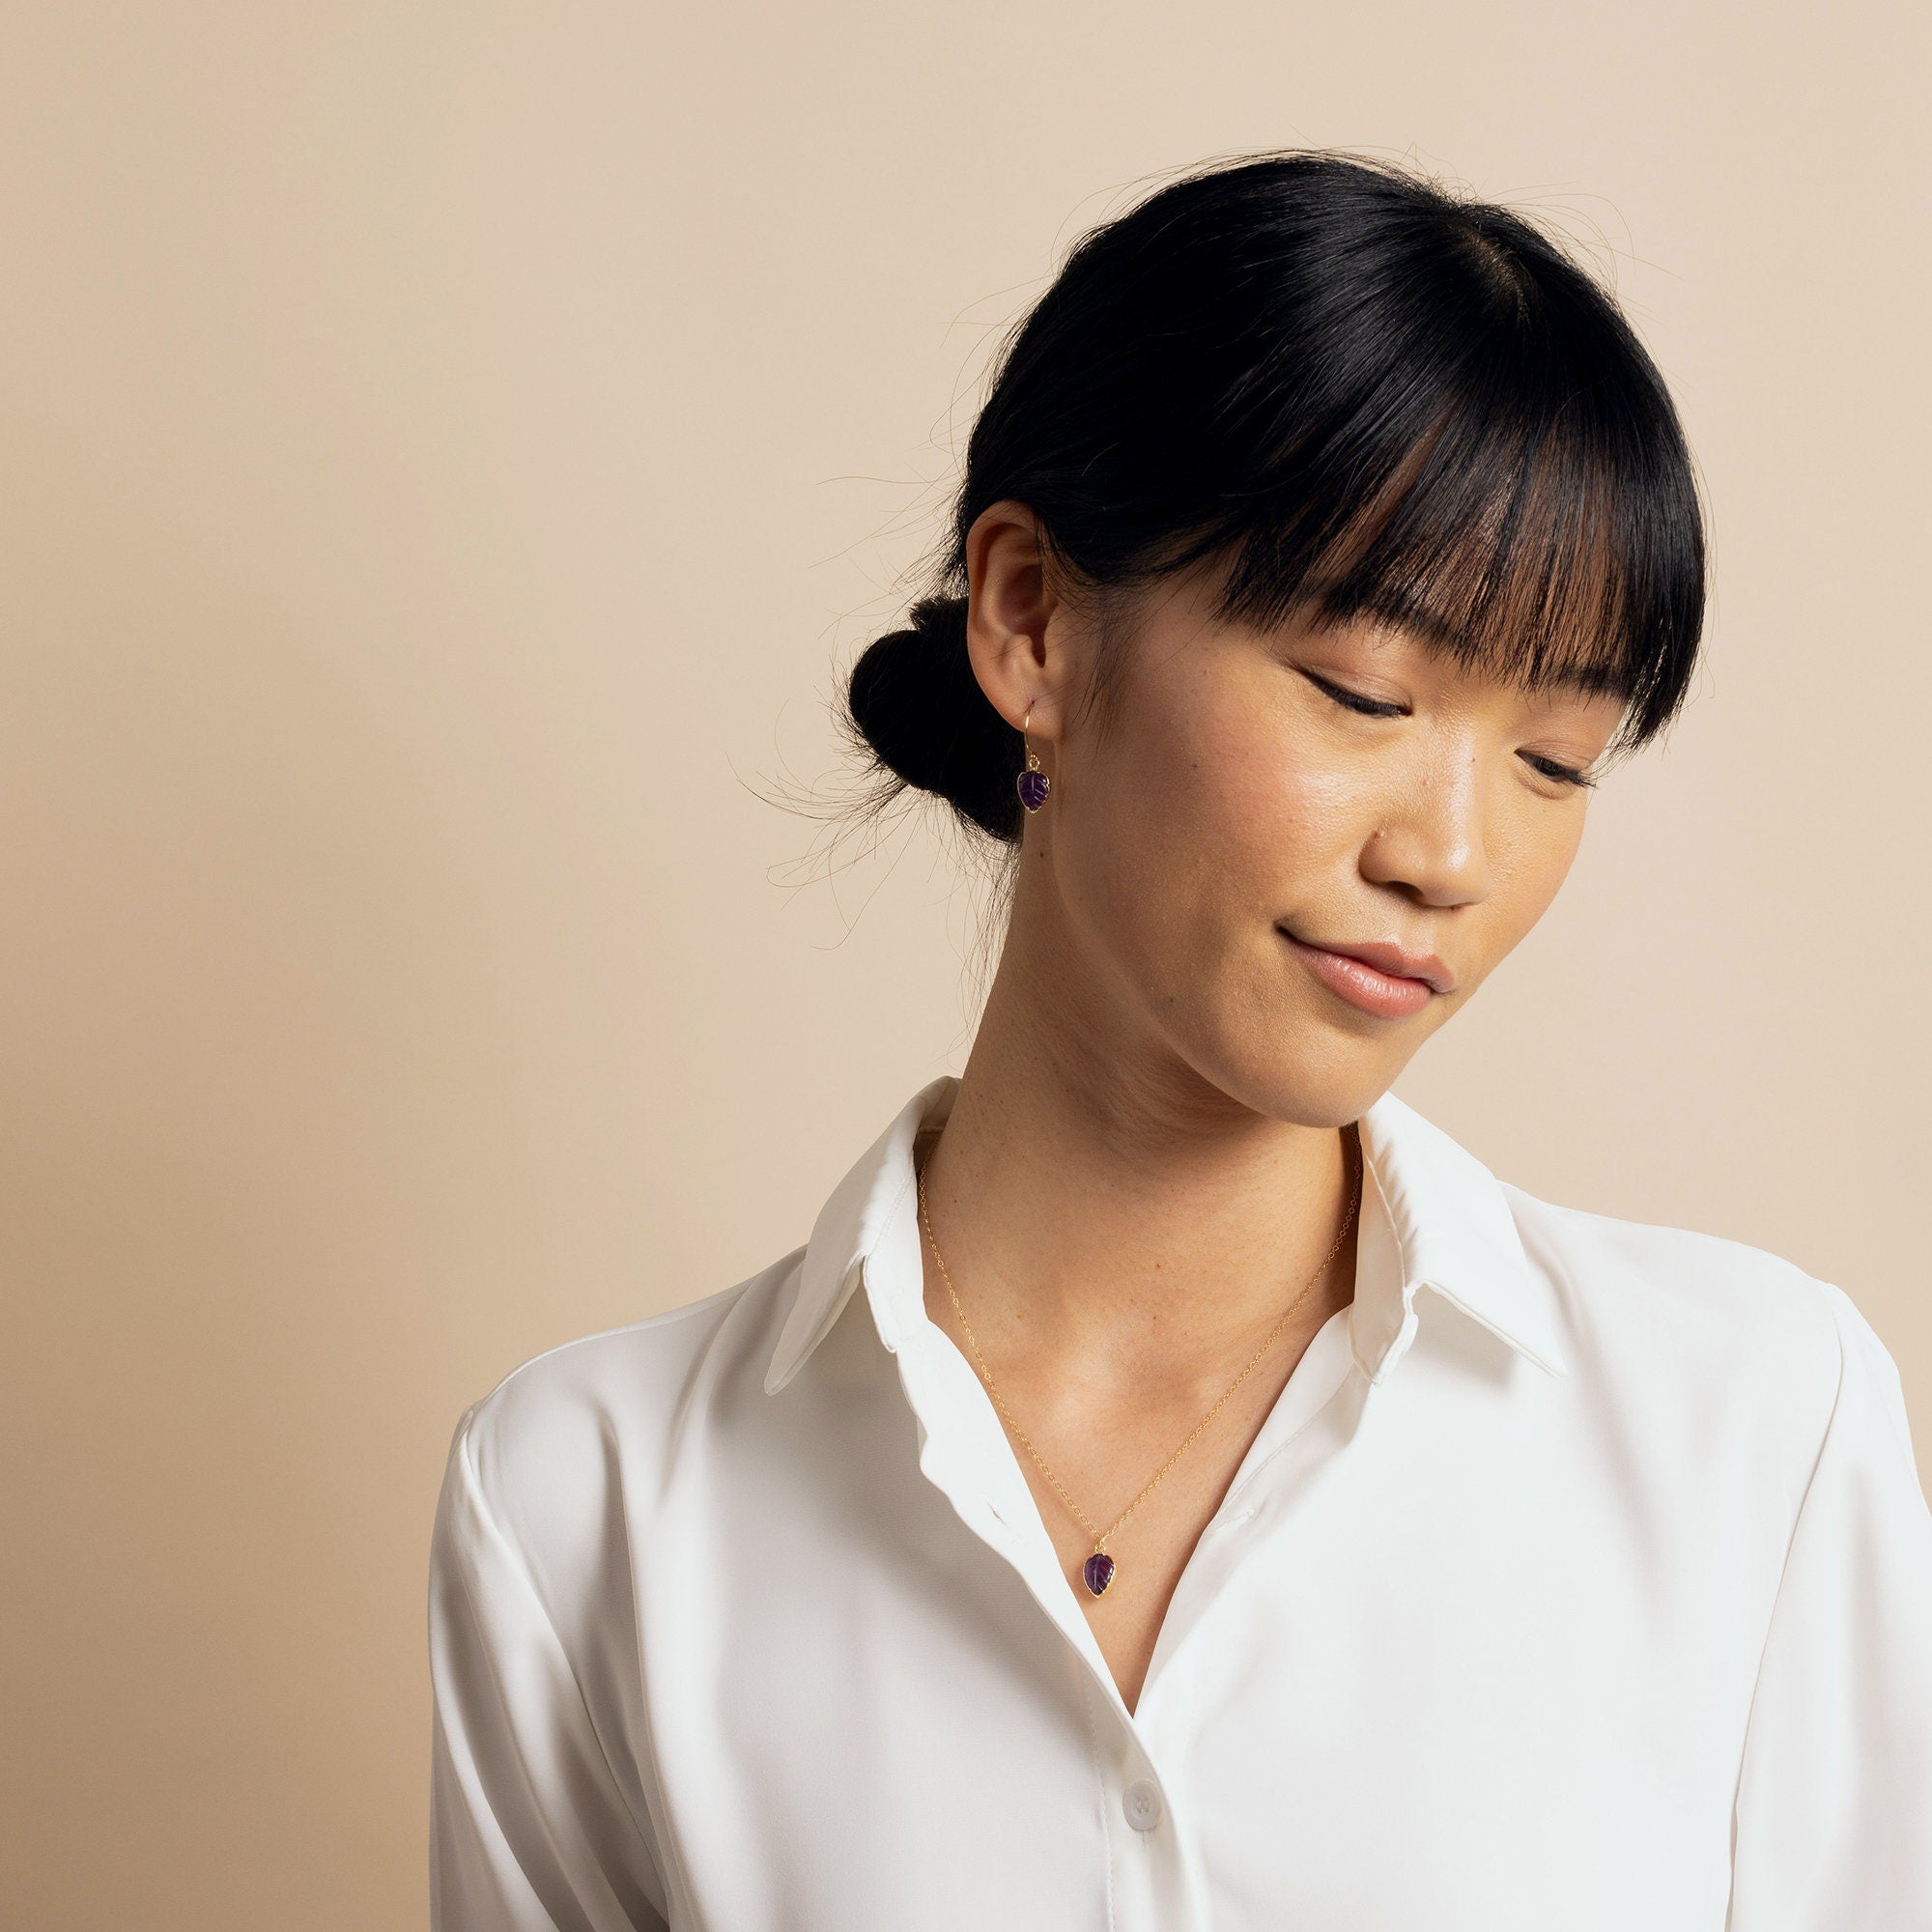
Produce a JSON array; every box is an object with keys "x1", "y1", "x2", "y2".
[{"x1": 918, "y1": 897, "x2": 1360, "y2": 1401}]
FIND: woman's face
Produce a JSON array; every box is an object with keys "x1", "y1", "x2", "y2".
[{"x1": 1013, "y1": 549, "x2": 1630, "y2": 1128}]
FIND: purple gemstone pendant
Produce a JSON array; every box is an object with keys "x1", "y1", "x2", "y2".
[
  {"x1": 1082, "y1": 1551, "x2": 1116, "y2": 1597},
  {"x1": 1016, "y1": 767, "x2": 1051, "y2": 813}
]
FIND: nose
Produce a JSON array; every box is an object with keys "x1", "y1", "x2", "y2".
[{"x1": 1358, "y1": 745, "x2": 1492, "y2": 908}]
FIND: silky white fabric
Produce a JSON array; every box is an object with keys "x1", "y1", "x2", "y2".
[{"x1": 428, "y1": 1074, "x2": 1932, "y2": 1930}]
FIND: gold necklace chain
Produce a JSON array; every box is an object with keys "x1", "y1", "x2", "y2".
[{"x1": 914, "y1": 1131, "x2": 1361, "y2": 1598}]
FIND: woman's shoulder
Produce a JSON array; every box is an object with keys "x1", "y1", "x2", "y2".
[
  {"x1": 1502, "y1": 1178, "x2": 1926, "y2": 1565},
  {"x1": 1497, "y1": 1178, "x2": 1893, "y2": 1449},
  {"x1": 1501, "y1": 1177, "x2": 1829, "y2": 1310},
  {"x1": 438, "y1": 1244, "x2": 807, "y2": 1583}
]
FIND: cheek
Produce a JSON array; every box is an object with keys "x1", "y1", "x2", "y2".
[
  {"x1": 1498, "y1": 801, "x2": 1588, "y2": 923},
  {"x1": 1168, "y1": 668, "x2": 1364, "y2": 883},
  {"x1": 1450, "y1": 802, "x2": 1589, "y2": 999},
  {"x1": 1058, "y1": 668, "x2": 1354, "y2": 957}
]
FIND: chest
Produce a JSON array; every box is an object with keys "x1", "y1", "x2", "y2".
[
  {"x1": 623, "y1": 1328, "x2": 1778, "y2": 1932},
  {"x1": 923, "y1": 1259, "x2": 1360, "y2": 1720},
  {"x1": 1009, "y1": 1312, "x2": 1341, "y2": 1719}
]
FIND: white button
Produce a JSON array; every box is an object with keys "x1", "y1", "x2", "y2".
[{"x1": 1122, "y1": 1778, "x2": 1163, "y2": 1832}]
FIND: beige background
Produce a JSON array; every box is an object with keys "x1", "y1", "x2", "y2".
[{"x1": 3, "y1": 3, "x2": 1927, "y2": 1925}]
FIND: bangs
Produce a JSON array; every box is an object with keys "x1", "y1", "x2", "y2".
[{"x1": 1183, "y1": 312, "x2": 1704, "y2": 758}]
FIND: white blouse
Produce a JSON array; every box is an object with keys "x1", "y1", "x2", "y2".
[{"x1": 428, "y1": 1074, "x2": 1932, "y2": 1930}]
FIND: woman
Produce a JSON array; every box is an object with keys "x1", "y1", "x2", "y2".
[{"x1": 428, "y1": 153, "x2": 1932, "y2": 1929}]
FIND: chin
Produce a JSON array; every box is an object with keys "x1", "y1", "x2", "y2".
[
  {"x1": 1179, "y1": 1017, "x2": 1412, "y2": 1130},
  {"x1": 1248, "y1": 1065, "x2": 1398, "y2": 1130}
]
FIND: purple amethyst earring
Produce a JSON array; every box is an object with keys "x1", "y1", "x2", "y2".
[{"x1": 1016, "y1": 702, "x2": 1051, "y2": 813}]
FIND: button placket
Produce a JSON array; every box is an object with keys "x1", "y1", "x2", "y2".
[{"x1": 1076, "y1": 1662, "x2": 1205, "y2": 1932}]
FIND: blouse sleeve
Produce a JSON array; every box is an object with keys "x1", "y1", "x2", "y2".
[
  {"x1": 428, "y1": 1407, "x2": 672, "y2": 1932},
  {"x1": 1728, "y1": 1280, "x2": 1932, "y2": 1925}
]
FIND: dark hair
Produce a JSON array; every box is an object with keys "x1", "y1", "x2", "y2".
[{"x1": 841, "y1": 150, "x2": 1707, "y2": 845}]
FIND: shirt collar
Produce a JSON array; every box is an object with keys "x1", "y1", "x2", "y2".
[{"x1": 763, "y1": 1073, "x2": 1567, "y2": 1398}]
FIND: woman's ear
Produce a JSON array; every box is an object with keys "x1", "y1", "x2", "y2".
[{"x1": 962, "y1": 500, "x2": 1083, "y2": 744}]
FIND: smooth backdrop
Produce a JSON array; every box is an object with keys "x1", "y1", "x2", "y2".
[{"x1": 3, "y1": 4, "x2": 1927, "y2": 1926}]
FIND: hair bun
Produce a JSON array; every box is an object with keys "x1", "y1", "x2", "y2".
[{"x1": 843, "y1": 595, "x2": 1024, "y2": 842}]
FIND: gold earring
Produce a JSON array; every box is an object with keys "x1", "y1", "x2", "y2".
[{"x1": 1016, "y1": 701, "x2": 1051, "y2": 813}]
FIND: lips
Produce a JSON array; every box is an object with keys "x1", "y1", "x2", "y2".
[{"x1": 1277, "y1": 926, "x2": 1456, "y2": 1019}]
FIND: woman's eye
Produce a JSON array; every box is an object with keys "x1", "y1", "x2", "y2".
[
  {"x1": 1301, "y1": 668, "x2": 1598, "y2": 790},
  {"x1": 1301, "y1": 670, "x2": 1406, "y2": 719},
  {"x1": 1522, "y1": 753, "x2": 1598, "y2": 790}
]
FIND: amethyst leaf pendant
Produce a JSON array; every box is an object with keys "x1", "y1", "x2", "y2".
[{"x1": 1083, "y1": 1551, "x2": 1116, "y2": 1597}]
